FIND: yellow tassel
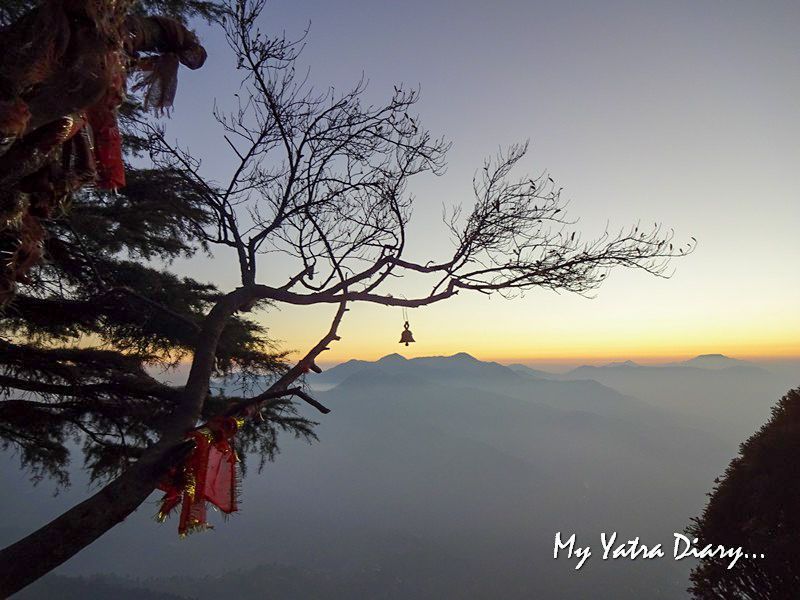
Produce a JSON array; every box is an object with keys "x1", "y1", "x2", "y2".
[
  {"x1": 197, "y1": 428, "x2": 214, "y2": 443},
  {"x1": 183, "y1": 472, "x2": 196, "y2": 501}
]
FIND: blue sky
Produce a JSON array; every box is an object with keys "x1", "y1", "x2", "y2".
[{"x1": 156, "y1": 0, "x2": 800, "y2": 364}]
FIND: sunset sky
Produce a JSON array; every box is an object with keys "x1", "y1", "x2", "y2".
[{"x1": 160, "y1": 0, "x2": 799, "y2": 366}]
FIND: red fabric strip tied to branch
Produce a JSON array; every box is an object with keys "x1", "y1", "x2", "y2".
[
  {"x1": 157, "y1": 416, "x2": 244, "y2": 537},
  {"x1": 86, "y1": 69, "x2": 126, "y2": 191}
]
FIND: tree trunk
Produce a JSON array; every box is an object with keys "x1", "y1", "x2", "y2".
[
  {"x1": 0, "y1": 287, "x2": 336, "y2": 596},
  {"x1": 0, "y1": 437, "x2": 190, "y2": 597},
  {"x1": 0, "y1": 288, "x2": 252, "y2": 596}
]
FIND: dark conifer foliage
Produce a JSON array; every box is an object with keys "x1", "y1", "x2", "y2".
[
  {"x1": 0, "y1": 0, "x2": 312, "y2": 491},
  {"x1": 1, "y1": 0, "x2": 224, "y2": 27},
  {"x1": 688, "y1": 387, "x2": 800, "y2": 599}
]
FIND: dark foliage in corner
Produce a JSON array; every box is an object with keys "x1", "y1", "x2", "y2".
[{"x1": 688, "y1": 387, "x2": 800, "y2": 599}]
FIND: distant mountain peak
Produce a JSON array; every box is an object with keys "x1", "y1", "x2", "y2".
[
  {"x1": 378, "y1": 353, "x2": 407, "y2": 363},
  {"x1": 664, "y1": 354, "x2": 758, "y2": 371},
  {"x1": 686, "y1": 354, "x2": 740, "y2": 364},
  {"x1": 605, "y1": 360, "x2": 640, "y2": 368},
  {"x1": 409, "y1": 352, "x2": 480, "y2": 363}
]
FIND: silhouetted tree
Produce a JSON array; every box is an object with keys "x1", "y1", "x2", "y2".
[
  {"x1": 0, "y1": 0, "x2": 694, "y2": 595},
  {"x1": 688, "y1": 387, "x2": 800, "y2": 599}
]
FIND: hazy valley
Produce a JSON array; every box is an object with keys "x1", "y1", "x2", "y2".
[{"x1": 6, "y1": 353, "x2": 797, "y2": 599}]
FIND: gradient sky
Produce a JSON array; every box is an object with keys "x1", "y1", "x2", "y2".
[{"x1": 158, "y1": 0, "x2": 799, "y2": 365}]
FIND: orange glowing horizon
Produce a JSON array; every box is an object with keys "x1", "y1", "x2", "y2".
[{"x1": 313, "y1": 348, "x2": 800, "y2": 370}]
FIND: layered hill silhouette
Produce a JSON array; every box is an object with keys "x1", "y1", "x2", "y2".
[
  {"x1": 312, "y1": 352, "x2": 663, "y2": 422},
  {"x1": 314, "y1": 351, "x2": 786, "y2": 441},
  {"x1": 556, "y1": 354, "x2": 785, "y2": 441}
]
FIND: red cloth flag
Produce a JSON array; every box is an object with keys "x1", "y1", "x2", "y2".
[{"x1": 157, "y1": 416, "x2": 243, "y2": 536}]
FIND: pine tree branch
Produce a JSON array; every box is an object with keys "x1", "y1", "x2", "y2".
[{"x1": 0, "y1": 374, "x2": 180, "y2": 403}]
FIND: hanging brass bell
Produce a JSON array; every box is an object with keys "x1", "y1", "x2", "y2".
[{"x1": 399, "y1": 321, "x2": 415, "y2": 346}]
